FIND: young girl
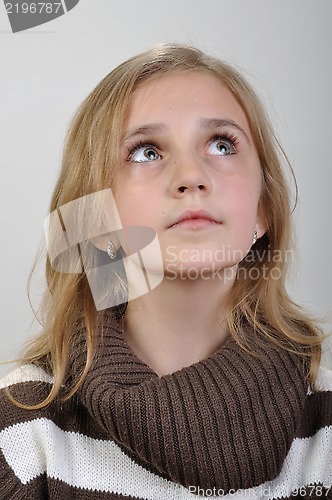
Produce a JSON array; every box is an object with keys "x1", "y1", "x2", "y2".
[{"x1": 1, "y1": 44, "x2": 331, "y2": 499}]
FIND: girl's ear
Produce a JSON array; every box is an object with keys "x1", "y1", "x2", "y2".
[
  {"x1": 256, "y1": 201, "x2": 268, "y2": 239},
  {"x1": 90, "y1": 233, "x2": 121, "y2": 253},
  {"x1": 89, "y1": 189, "x2": 123, "y2": 253}
]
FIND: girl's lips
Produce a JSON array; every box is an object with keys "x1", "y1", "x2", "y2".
[
  {"x1": 168, "y1": 209, "x2": 221, "y2": 229},
  {"x1": 171, "y1": 218, "x2": 219, "y2": 229}
]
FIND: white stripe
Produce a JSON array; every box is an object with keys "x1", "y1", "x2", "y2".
[
  {"x1": 315, "y1": 365, "x2": 332, "y2": 392},
  {"x1": 259, "y1": 426, "x2": 332, "y2": 498},
  {"x1": 307, "y1": 365, "x2": 332, "y2": 395},
  {"x1": 1, "y1": 418, "x2": 332, "y2": 499},
  {"x1": 0, "y1": 364, "x2": 53, "y2": 389},
  {"x1": 0, "y1": 419, "x2": 196, "y2": 499}
]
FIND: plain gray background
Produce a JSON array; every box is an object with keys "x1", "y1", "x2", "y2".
[{"x1": 0, "y1": 0, "x2": 331, "y2": 375}]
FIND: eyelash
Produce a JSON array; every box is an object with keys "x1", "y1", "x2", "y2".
[
  {"x1": 126, "y1": 141, "x2": 161, "y2": 161},
  {"x1": 209, "y1": 132, "x2": 238, "y2": 151},
  {"x1": 126, "y1": 132, "x2": 239, "y2": 162}
]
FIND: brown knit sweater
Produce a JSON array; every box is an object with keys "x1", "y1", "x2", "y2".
[{"x1": 1, "y1": 313, "x2": 332, "y2": 499}]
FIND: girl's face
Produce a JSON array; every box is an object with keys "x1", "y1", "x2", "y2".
[{"x1": 115, "y1": 71, "x2": 266, "y2": 277}]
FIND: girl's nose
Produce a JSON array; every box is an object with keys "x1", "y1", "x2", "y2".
[
  {"x1": 168, "y1": 154, "x2": 212, "y2": 198},
  {"x1": 177, "y1": 183, "x2": 206, "y2": 194}
]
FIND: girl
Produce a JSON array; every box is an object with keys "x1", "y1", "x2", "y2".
[{"x1": 1, "y1": 44, "x2": 331, "y2": 499}]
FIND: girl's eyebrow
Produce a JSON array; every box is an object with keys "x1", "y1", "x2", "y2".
[
  {"x1": 124, "y1": 124, "x2": 166, "y2": 142},
  {"x1": 124, "y1": 118, "x2": 250, "y2": 143},
  {"x1": 200, "y1": 118, "x2": 250, "y2": 143}
]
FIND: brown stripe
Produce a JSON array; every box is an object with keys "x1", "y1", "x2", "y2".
[
  {"x1": 0, "y1": 385, "x2": 109, "y2": 441},
  {"x1": 296, "y1": 391, "x2": 332, "y2": 438},
  {"x1": 46, "y1": 476, "x2": 143, "y2": 499}
]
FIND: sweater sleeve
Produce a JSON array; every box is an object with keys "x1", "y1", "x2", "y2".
[{"x1": 73, "y1": 315, "x2": 308, "y2": 493}]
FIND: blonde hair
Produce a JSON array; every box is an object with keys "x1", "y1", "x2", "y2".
[{"x1": 14, "y1": 43, "x2": 323, "y2": 409}]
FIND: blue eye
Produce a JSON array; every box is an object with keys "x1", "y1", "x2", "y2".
[
  {"x1": 207, "y1": 135, "x2": 237, "y2": 156},
  {"x1": 128, "y1": 144, "x2": 161, "y2": 163}
]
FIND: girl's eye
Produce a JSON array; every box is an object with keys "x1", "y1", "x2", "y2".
[
  {"x1": 207, "y1": 135, "x2": 237, "y2": 156},
  {"x1": 128, "y1": 144, "x2": 161, "y2": 163}
]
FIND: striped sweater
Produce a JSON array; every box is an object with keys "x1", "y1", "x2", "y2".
[{"x1": 0, "y1": 316, "x2": 332, "y2": 499}]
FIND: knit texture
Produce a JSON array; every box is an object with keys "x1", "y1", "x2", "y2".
[{"x1": 1, "y1": 313, "x2": 332, "y2": 499}]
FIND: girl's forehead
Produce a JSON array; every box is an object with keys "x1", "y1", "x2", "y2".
[
  {"x1": 125, "y1": 71, "x2": 250, "y2": 134},
  {"x1": 132, "y1": 71, "x2": 238, "y2": 107}
]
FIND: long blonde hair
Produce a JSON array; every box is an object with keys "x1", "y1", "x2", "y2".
[{"x1": 15, "y1": 43, "x2": 323, "y2": 409}]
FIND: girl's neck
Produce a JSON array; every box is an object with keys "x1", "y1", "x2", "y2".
[{"x1": 123, "y1": 269, "x2": 235, "y2": 376}]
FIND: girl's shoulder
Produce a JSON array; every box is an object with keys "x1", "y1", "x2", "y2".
[
  {"x1": 0, "y1": 362, "x2": 108, "y2": 438},
  {"x1": 0, "y1": 363, "x2": 54, "y2": 391}
]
